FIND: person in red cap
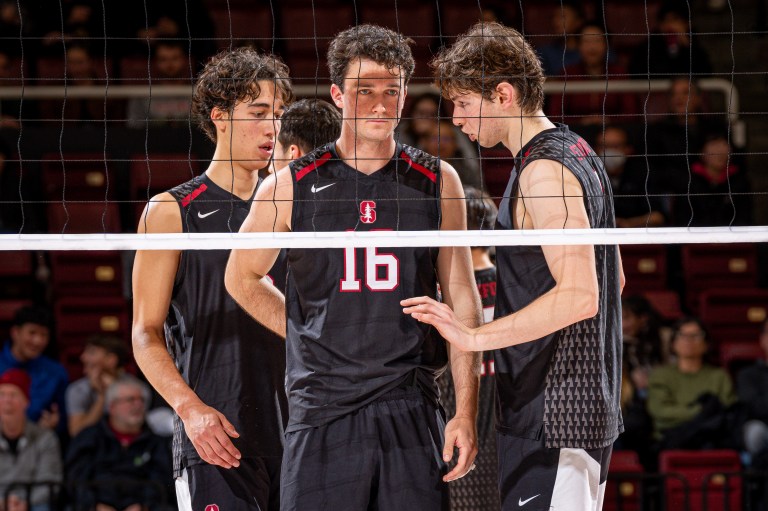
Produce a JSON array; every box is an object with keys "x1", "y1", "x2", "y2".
[{"x1": 0, "y1": 368, "x2": 63, "y2": 511}]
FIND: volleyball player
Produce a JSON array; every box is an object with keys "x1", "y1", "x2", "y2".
[
  {"x1": 271, "y1": 98, "x2": 342, "y2": 170},
  {"x1": 132, "y1": 48, "x2": 293, "y2": 511},
  {"x1": 226, "y1": 24, "x2": 482, "y2": 511},
  {"x1": 403, "y1": 22, "x2": 625, "y2": 510}
]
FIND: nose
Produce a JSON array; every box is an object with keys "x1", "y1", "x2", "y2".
[{"x1": 452, "y1": 112, "x2": 463, "y2": 128}]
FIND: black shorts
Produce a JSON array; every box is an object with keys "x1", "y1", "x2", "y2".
[
  {"x1": 175, "y1": 456, "x2": 282, "y2": 511},
  {"x1": 280, "y1": 387, "x2": 449, "y2": 511},
  {"x1": 497, "y1": 432, "x2": 612, "y2": 511}
]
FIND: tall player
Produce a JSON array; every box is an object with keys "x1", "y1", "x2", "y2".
[
  {"x1": 226, "y1": 24, "x2": 482, "y2": 511},
  {"x1": 132, "y1": 48, "x2": 293, "y2": 511},
  {"x1": 403, "y1": 22, "x2": 624, "y2": 511}
]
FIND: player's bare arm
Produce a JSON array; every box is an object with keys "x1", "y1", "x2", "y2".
[
  {"x1": 434, "y1": 162, "x2": 482, "y2": 482},
  {"x1": 404, "y1": 159, "x2": 600, "y2": 352},
  {"x1": 132, "y1": 192, "x2": 241, "y2": 469},
  {"x1": 225, "y1": 166, "x2": 293, "y2": 337}
]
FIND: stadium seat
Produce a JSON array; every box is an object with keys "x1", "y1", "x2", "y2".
[
  {"x1": 605, "y1": 450, "x2": 643, "y2": 511},
  {"x1": 660, "y1": 449, "x2": 742, "y2": 511},
  {"x1": 699, "y1": 288, "x2": 768, "y2": 344},
  {"x1": 439, "y1": 3, "x2": 485, "y2": 39},
  {"x1": 478, "y1": 147, "x2": 514, "y2": 206},
  {"x1": 41, "y1": 152, "x2": 114, "y2": 200},
  {"x1": 209, "y1": 6, "x2": 273, "y2": 51},
  {"x1": 46, "y1": 203, "x2": 122, "y2": 234},
  {"x1": 619, "y1": 244, "x2": 667, "y2": 293},
  {"x1": 604, "y1": 3, "x2": 662, "y2": 58},
  {"x1": 643, "y1": 289, "x2": 683, "y2": 322},
  {"x1": 0, "y1": 251, "x2": 33, "y2": 278},
  {"x1": 54, "y1": 296, "x2": 129, "y2": 351},
  {"x1": 129, "y1": 152, "x2": 201, "y2": 200},
  {"x1": 719, "y1": 341, "x2": 765, "y2": 379},
  {"x1": 49, "y1": 251, "x2": 124, "y2": 298},
  {"x1": 682, "y1": 243, "x2": 758, "y2": 313}
]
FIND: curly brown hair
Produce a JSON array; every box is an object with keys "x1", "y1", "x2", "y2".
[
  {"x1": 327, "y1": 24, "x2": 415, "y2": 91},
  {"x1": 192, "y1": 47, "x2": 294, "y2": 142},
  {"x1": 430, "y1": 22, "x2": 545, "y2": 114}
]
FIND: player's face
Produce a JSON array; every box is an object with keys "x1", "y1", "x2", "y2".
[
  {"x1": 334, "y1": 58, "x2": 406, "y2": 143},
  {"x1": 226, "y1": 81, "x2": 284, "y2": 172},
  {"x1": 450, "y1": 92, "x2": 505, "y2": 148}
]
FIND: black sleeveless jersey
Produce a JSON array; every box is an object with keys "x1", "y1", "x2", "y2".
[
  {"x1": 284, "y1": 142, "x2": 446, "y2": 432},
  {"x1": 164, "y1": 174, "x2": 288, "y2": 475},
  {"x1": 493, "y1": 124, "x2": 623, "y2": 449}
]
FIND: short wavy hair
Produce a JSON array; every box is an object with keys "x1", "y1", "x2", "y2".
[
  {"x1": 192, "y1": 47, "x2": 294, "y2": 142},
  {"x1": 327, "y1": 24, "x2": 415, "y2": 91},
  {"x1": 430, "y1": 22, "x2": 545, "y2": 114}
]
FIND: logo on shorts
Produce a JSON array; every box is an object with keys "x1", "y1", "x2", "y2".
[
  {"x1": 205, "y1": 504, "x2": 219, "y2": 511},
  {"x1": 360, "y1": 201, "x2": 376, "y2": 224}
]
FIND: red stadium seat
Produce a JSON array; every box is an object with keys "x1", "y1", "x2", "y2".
[
  {"x1": 682, "y1": 244, "x2": 758, "y2": 313},
  {"x1": 129, "y1": 152, "x2": 201, "y2": 200},
  {"x1": 719, "y1": 341, "x2": 764, "y2": 379},
  {"x1": 643, "y1": 290, "x2": 683, "y2": 322},
  {"x1": 209, "y1": 6, "x2": 274, "y2": 51},
  {"x1": 619, "y1": 244, "x2": 667, "y2": 293},
  {"x1": 605, "y1": 450, "x2": 643, "y2": 511},
  {"x1": 699, "y1": 288, "x2": 768, "y2": 344},
  {"x1": 439, "y1": 3, "x2": 485, "y2": 39},
  {"x1": 41, "y1": 152, "x2": 114, "y2": 201},
  {"x1": 478, "y1": 147, "x2": 514, "y2": 206},
  {"x1": 0, "y1": 251, "x2": 33, "y2": 278},
  {"x1": 46, "y1": 203, "x2": 122, "y2": 234},
  {"x1": 660, "y1": 449, "x2": 741, "y2": 511},
  {"x1": 49, "y1": 251, "x2": 124, "y2": 298},
  {"x1": 54, "y1": 296, "x2": 129, "y2": 351}
]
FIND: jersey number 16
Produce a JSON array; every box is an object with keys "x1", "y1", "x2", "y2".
[{"x1": 340, "y1": 246, "x2": 400, "y2": 292}]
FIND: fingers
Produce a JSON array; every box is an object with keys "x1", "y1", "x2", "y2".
[
  {"x1": 400, "y1": 296, "x2": 437, "y2": 307},
  {"x1": 443, "y1": 436, "x2": 478, "y2": 482},
  {"x1": 442, "y1": 428, "x2": 457, "y2": 465},
  {"x1": 189, "y1": 412, "x2": 242, "y2": 469},
  {"x1": 218, "y1": 410, "x2": 241, "y2": 438}
]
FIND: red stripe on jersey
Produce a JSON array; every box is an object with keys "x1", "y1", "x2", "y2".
[
  {"x1": 181, "y1": 183, "x2": 208, "y2": 207},
  {"x1": 295, "y1": 152, "x2": 332, "y2": 182},
  {"x1": 400, "y1": 152, "x2": 437, "y2": 183}
]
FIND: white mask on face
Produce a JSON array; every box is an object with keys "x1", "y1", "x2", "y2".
[{"x1": 601, "y1": 148, "x2": 627, "y2": 173}]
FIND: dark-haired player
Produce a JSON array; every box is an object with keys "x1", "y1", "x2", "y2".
[
  {"x1": 132, "y1": 48, "x2": 293, "y2": 511},
  {"x1": 404, "y1": 22, "x2": 624, "y2": 511},
  {"x1": 271, "y1": 98, "x2": 342, "y2": 170},
  {"x1": 226, "y1": 24, "x2": 482, "y2": 511}
]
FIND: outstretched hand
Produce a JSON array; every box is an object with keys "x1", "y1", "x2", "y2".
[
  {"x1": 401, "y1": 296, "x2": 478, "y2": 352},
  {"x1": 179, "y1": 402, "x2": 241, "y2": 469}
]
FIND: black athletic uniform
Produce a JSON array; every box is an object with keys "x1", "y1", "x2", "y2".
[
  {"x1": 492, "y1": 125, "x2": 622, "y2": 510},
  {"x1": 164, "y1": 174, "x2": 288, "y2": 511},
  {"x1": 281, "y1": 143, "x2": 450, "y2": 510},
  {"x1": 438, "y1": 266, "x2": 500, "y2": 511}
]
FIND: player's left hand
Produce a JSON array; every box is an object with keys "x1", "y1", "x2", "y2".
[
  {"x1": 401, "y1": 296, "x2": 478, "y2": 352},
  {"x1": 442, "y1": 415, "x2": 478, "y2": 482}
]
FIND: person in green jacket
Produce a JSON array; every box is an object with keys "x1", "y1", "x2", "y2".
[{"x1": 647, "y1": 317, "x2": 736, "y2": 445}]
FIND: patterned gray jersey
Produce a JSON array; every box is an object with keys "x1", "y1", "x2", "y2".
[{"x1": 493, "y1": 124, "x2": 623, "y2": 449}]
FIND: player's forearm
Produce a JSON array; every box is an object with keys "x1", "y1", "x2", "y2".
[
  {"x1": 225, "y1": 261, "x2": 286, "y2": 338},
  {"x1": 132, "y1": 325, "x2": 204, "y2": 415},
  {"x1": 448, "y1": 284, "x2": 482, "y2": 419},
  {"x1": 474, "y1": 282, "x2": 598, "y2": 350}
]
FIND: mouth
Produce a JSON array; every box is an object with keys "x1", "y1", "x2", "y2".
[{"x1": 259, "y1": 142, "x2": 274, "y2": 154}]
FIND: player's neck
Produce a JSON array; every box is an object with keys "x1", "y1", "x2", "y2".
[
  {"x1": 471, "y1": 249, "x2": 494, "y2": 271},
  {"x1": 335, "y1": 132, "x2": 396, "y2": 175},
  {"x1": 503, "y1": 111, "x2": 556, "y2": 156},
  {"x1": 206, "y1": 150, "x2": 261, "y2": 200}
]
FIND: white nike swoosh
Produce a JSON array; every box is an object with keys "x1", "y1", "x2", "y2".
[
  {"x1": 197, "y1": 209, "x2": 219, "y2": 219},
  {"x1": 310, "y1": 183, "x2": 336, "y2": 193},
  {"x1": 518, "y1": 494, "x2": 540, "y2": 506}
]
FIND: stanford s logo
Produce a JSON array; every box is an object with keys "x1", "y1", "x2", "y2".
[
  {"x1": 204, "y1": 505, "x2": 219, "y2": 511},
  {"x1": 360, "y1": 201, "x2": 376, "y2": 224}
]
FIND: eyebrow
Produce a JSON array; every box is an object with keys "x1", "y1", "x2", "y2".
[
  {"x1": 246, "y1": 102, "x2": 281, "y2": 109},
  {"x1": 349, "y1": 80, "x2": 402, "y2": 89}
]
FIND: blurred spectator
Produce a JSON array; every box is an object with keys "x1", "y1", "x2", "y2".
[
  {"x1": 66, "y1": 336, "x2": 143, "y2": 437},
  {"x1": 0, "y1": 306, "x2": 67, "y2": 431},
  {"x1": 549, "y1": 21, "x2": 637, "y2": 125},
  {"x1": 126, "y1": 41, "x2": 191, "y2": 129},
  {"x1": 594, "y1": 125, "x2": 667, "y2": 227},
  {"x1": 135, "y1": 1, "x2": 214, "y2": 63},
  {"x1": 536, "y1": 1, "x2": 585, "y2": 76},
  {"x1": 615, "y1": 296, "x2": 665, "y2": 466},
  {"x1": 629, "y1": 0, "x2": 712, "y2": 78},
  {"x1": 37, "y1": 44, "x2": 118, "y2": 124},
  {"x1": 0, "y1": 1, "x2": 38, "y2": 57},
  {"x1": 736, "y1": 319, "x2": 768, "y2": 458},
  {"x1": 66, "y1": 378, "x2": 172, "y2": 511},
  {"x1": 418, "y1": 119, "x2": 482, "y2": 188},
  {"x1": 647, "y1": 317, "x2": 737, "y2": 449},
  {"x1": 672, "y1": 133, "x2": 751, "y2": 227},
  {"x1": 0, "y1": 49, "x2": 22, "y2": 128},
  {"x1": 397, "y1": 92, "x2": 480, "y2": 177},
  {"x1": 0, "y1": 368, "x2": 63, "y2": 511},
  {"x1": 39, "y1": 1, "x2": 102, "y2": 54}
]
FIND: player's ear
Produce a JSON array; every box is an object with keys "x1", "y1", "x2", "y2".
[
  {"x1": 211, "y1": 106, "x2": 228, "y2": 134},
  {"x1": 290, "y1": 144, "x2": 302, "y2": 160},
  {"x1": 330, "y1": 84, "x2": 344, "y2": 109},
  {"x1": 495, "y1": 82, "x2": 517, "y2": 110}
]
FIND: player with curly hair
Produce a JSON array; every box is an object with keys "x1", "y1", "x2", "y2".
[{"x1": 132, "y1": 47, "x2": 293, "y2": 511}]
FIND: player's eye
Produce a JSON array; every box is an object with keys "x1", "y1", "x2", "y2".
[{"x1": 358, "y1": 89, "x2": 371, "y2": 95}]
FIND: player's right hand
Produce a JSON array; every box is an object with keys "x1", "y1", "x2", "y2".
[{"x1": 179, "y1": 403, "x2": 241, "y2": 468}]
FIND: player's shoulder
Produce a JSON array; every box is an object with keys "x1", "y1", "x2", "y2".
[
  {"x1": 290, "y1": 143, "x2": 335, "y2": 178},
  {"x1": 166, "y1": 174, "x2": 207, "y2": 201},
  {"x1": 400, "y1": 143, "x2": 441, "y2": 175}
]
